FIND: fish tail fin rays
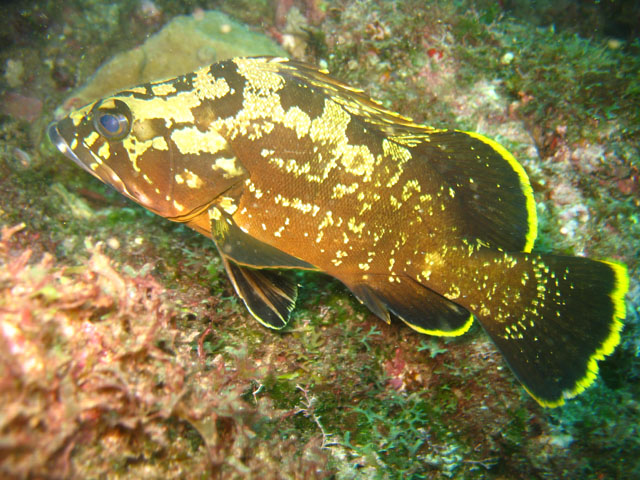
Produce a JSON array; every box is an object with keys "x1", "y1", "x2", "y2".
[
  {"x1": 349, "y1": 276, "x2": 473, "y2": 336},
  {"x1": 466, "y1": 252, "x2": 628, "y2": 407},
  {"x1": 221, "y1": 257, "x2": 298, "y2": 329}
]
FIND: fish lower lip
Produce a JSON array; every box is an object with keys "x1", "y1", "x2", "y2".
[
  {"x1": 47, "y1": 122, "x2": 68, "y2": 154},
  {"x1": 47, "y1": 122, "x2": 93, "y2": 175}
]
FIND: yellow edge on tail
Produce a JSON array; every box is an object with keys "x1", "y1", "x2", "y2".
[
  {"x1": 528, "y1": 260, "x2": 629, "y2": 408},
  {"x1": 461, "y1": 131, "x2": 538, "y2": 253}
]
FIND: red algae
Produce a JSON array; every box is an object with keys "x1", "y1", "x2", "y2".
[{"x1": 0, "y1": 224, "x2": 330, "y2": 478}]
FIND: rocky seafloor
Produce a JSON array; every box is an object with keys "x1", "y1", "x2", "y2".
[{"x1": 1, "y1": 0, "x2": 639, "y2": 478}]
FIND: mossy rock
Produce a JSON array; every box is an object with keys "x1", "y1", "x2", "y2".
[{"x1": 60, "y1": 10, "x2": 287, "y2": 113}]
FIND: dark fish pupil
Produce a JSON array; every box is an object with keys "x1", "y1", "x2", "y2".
[{"x1": 99, "y1": 114, "x2": 120, "y2": 134}]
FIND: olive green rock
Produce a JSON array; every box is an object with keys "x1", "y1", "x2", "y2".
[{"x1": 61, "y1": 11, "x2": 287, "y2": 112}]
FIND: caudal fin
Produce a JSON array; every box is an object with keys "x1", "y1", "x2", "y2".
[{"x1": 469, "y1": 252, "x2": 628, "y2": 407}]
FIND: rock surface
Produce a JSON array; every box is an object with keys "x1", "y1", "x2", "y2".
[{"x1": 60, "y1": 10, "x2": 287, "y2": 113}]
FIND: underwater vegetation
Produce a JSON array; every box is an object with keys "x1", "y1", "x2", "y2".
[{"x1": 1, "y1": 0, "x2": 639, "y2": 478}]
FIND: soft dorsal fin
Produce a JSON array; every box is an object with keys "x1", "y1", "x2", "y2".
[{"x1": 407, "y1": 130, "x2": 537, "y2": 252}]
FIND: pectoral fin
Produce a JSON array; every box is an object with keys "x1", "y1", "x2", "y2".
[
  {"x1": 211, "y1": 212, "x2": 317, "y2": 270},
  {"x1": 211, "y1": 211, "x2": 313, "y2": 329}
]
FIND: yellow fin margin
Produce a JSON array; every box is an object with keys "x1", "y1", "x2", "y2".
[
  {"x1": 400, "y1": 313, "x2": 475, "y2": 337},
  {"x1": 528, "y1": 260, "x2": 629, "y2": 408},
  {"x1": 460, "y1": 131, "x2": 538, "y2": 253}
]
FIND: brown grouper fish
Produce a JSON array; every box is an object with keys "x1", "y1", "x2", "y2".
[{"x1": 48, "y1": 56, "x2": 628, "y2": 407}]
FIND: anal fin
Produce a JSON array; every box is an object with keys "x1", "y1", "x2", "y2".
[
  {"x1": 349, "y1": 275, "x2": 473, "y2": 336},
  {"x1": 351, "y1": 284, "x2": 391, "y2": 324}
]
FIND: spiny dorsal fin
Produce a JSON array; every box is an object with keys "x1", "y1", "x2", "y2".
[{"x1": 269, "y1": 57, "x2": 439, "y2": 135}]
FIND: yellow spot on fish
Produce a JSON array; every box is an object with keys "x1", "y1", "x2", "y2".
[
  {"x1": 444, "y1": 285, "x2": 461, "y2": 300},
  {"x1": 171, "y1": 127, "x2": 228, "y2": 155},
  {"x1": 283, "y1": 106, "x2": 311, "y2": 138},
  {"x1": 193, "y1": 67, "x2": 230, "y2": 99},
  {"x1": 347, "y1": 217, "x2": 366, "y2": 234},
  {"x1": 213, "y1": 156, "x2": 244, "y2": 178},
  {"x1": 85, "y1": 131, "x2": 99, "y2": 147},
  {"x1": 152, "y1": 136, "x2": 168, "y2": 151},
  {"x1": 151, "y1": 82, "x2": 177, "y2": 96},
  {"x1": 318, "y1": 211, "x2": 334, "y2": 230},
  {"x1": 401, "y1": 179, "x2": 421, "y2": 201},
  {"x1": 389, "y1": 195, "x2": 402, "y2": 210},
  {"x1": 208, "y1": 207, "x2": 222, "y2": 221},
  {"x1": 332, "y1": 182, "x2": 359, "y2": 199},
  {"x1": 218, "y1": 196, "x2": 237, "y2": 215},
  {"x1": 284, "y1": 158, "x2": 311, "y2": 176},
  {"x1": 122, "y1": 136, "x2": 156, "y2": 172}
]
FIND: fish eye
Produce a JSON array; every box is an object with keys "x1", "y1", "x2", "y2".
[{"x1": 91, "y1": 99, "x2": 132, "y2": 141}]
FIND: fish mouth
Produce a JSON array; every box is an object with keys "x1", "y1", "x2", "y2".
[
  {"x1": 47, "y1": 121, "x2": 94, "y2": 176},
  {"x1": 47, "y1": 120, "x2": 133, "y2": 202}
]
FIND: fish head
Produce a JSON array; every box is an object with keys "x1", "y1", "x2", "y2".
[{"x1": 48, "y1": 89, "x2": 246, "y2": 223}]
